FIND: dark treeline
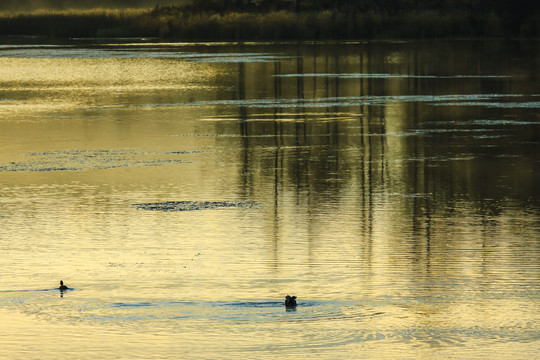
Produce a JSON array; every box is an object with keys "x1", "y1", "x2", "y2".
[
  {"x1": 0, "y1": 0, "x2": 187, "y2": 12},
  {"x1": 0, "y1": 0, "x2": 538, "y2": 40}
]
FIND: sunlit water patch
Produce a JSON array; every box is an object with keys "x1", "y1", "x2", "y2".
[
  {"x1": 172, "y1": 53, "x2": 287, "y2": 63},
  {"x1": 0, "y1": 45, "x2": 287, "y2": 62},
  {"x1": 201, "y1": 112, "x2": 362, "y2": 123}
]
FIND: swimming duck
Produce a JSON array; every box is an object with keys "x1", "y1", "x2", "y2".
[
  {"x1": 59, "y1": 280, "x2": 69, "y2": 291},
  {"x1": 285, "y1": 295, "x2": 297, "y2": 308}
]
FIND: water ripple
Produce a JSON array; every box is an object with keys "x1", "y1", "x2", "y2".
[
  {"x1": 82, "y1": 93, "x2": 540, "y2": 110},
  {"x1": 275, "y1": 73, "x2": 511, "y2": 79}
]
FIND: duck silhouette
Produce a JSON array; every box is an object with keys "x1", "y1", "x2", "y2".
[
  {"x1": 59, "y1": 280, "x2": 69, "y2": 291},
  {"x1": 285, "y1": 295, "x2": 297, "y2": 308}
]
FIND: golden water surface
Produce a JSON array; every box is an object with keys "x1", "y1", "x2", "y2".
[{"x1": 0, "y1": 40, "x2": 539, "y2": 359}]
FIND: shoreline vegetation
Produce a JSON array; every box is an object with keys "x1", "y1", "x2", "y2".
[{"x1": 0, "y1": 1, "x2": 538, "y2": 41}]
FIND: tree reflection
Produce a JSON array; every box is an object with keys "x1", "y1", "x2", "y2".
[{"x1": 215, "y1": 41, "x2": 540, "y2": 270}]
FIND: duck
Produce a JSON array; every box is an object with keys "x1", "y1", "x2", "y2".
[
  {"x1": 285, "y1": 295, "x2": 297, "y2": 308},
  {"x1": 59, "y1": 280, "x2": 69, "y2": 291}
]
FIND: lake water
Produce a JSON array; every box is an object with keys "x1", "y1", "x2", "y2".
[{"x1": 0, "y1": 40, "x2": 539, "y2": 359}]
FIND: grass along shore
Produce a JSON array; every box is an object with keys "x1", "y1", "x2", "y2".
[{"x1": 0, "y1": 6, "x2": 538, "y2": 40}]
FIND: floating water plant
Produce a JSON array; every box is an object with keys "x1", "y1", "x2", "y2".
[{"x1": 132, "y1": 200, "x2": 261, "y2": 212}]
